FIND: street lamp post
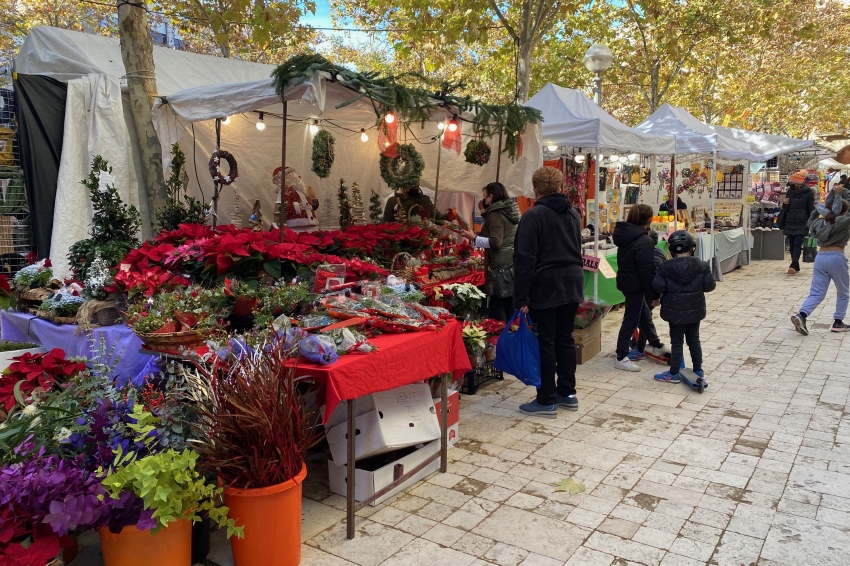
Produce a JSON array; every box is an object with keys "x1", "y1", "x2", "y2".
[{"x1": 584, "y1": 44, "x2": 613, "y2": 303}]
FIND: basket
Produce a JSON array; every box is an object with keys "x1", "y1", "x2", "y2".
[
  {"x1": 138, "y1": 330, "x2": 205, "y2": 353},
  {"x1": 16, "y1": 288, "x2": 51, "y2": 312},
  {"x1": 459, "y1": 360, "x2": 503, "y2": 395},
  {"x1": 390, "y1": 252, "x2": 417, "y2": 280},
  {"x1": 52, "y1": 316, "x2": 78, "y2": 325}
]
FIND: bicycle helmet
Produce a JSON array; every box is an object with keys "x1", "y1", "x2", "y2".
[{"x1": 668, "y1": 230, "x2": 696, "y2": 255}]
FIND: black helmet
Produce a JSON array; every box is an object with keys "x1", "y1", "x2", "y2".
[{"x1": 668, "y1": 230, "x2": 696, "y2": 255}]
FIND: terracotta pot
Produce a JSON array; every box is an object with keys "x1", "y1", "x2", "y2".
[
  {"x1": 233, "y1": 296, "x2": 258, "y2": 317},
  {"x1": 99, "y1": 519, "x2": 191, "y2": 566},
  {"x1": 223, "y1": 463, "x2": 307, "y2": 566}
]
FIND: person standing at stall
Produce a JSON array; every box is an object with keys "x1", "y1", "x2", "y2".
[
  {"x1": 462, "y1": 183, "x2": 520, "y2": 322},
  {"x1": 779, "y1": 170, "x2": 815, "y2": 275},
  {"x1": 512, "y1": 167, "x2": 584, "y2": 417},
  {"x1": 613, "y1": 204, "x2": 669, "y2": 372}
]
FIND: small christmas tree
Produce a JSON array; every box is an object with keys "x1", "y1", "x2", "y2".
[
  {"x1": 369, "y1": 190, "x2": 383, "y2": 224},
  {"x1": 322, "y1": 196, "x2": 333, "y2": 228},
  {"x1": 157, "y1": 143, "x2": 206, "y2": 231},
  {"x1": 338, "y1": 178, "x2": 353, "y2": 229},
  {"x1": 351, "y1": 182, "x2": 366, "y2": 226}
]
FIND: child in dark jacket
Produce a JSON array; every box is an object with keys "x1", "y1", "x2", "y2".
[
  {"x1": 651, "y1": 230, "x2": 716, "y2": 383},
  {"x1": 632, "y1": 230, "x2": 668, "y2": 358}
]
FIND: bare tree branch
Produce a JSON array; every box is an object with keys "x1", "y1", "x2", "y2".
[{"x1": 488, "y1": 0, "x2": 518, "y2": 40}]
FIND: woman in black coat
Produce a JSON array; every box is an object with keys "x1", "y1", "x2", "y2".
[
  {"x1": 612, "y1": 204, "x2": 669, "y2": 372},
  {"x1": 780, "y1": 173, "x2": 815, "y2": 274}
]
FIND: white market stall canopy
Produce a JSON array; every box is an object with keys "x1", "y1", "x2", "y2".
[
  {"x1": 636, "y1": 104, "x2": 764, "y2": 160},
  {"x1": 707, "y1": 124, "x2": 813, "y2": 159},
  {"x1": 151, "y1": 73, "x2": 542, "y2": 227},
  {"x1": 525, "y1": 83, "x2": 675, "y2": 155}
]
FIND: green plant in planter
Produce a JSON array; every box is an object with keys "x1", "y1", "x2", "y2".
[
  {"x1": 101, "y1": 409, "x2": 243, "y2": 538},
  {"x1": 157, "y1": 143, "x2": 207, "y2": 232}
]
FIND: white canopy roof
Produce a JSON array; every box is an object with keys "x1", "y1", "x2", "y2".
[
  {"x1": 636, "y1": 104, "x2": 764, "y2": 160},
  {"x1": 525, "y1": 83, "x2": 675, "y2": 155},
  {"x1": 14, "y1": 26, "x2": 275, "y2": 95},
  {"x1": 707, "y1": 124, "x2": 813, "y2": 159}
]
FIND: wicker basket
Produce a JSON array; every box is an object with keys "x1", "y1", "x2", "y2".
[
  {"x1": 138, "y1": 330, "x2": 205, "y2": 353},
  {"x1": 16, "y1": 288, "x2": 51, "y2": 312},
  {"x1": 52, "y1": 316, "x2": 78, "y2": 325},
  {"x1": 391, "y1": 252, "x2": 417, "y2": 280}
]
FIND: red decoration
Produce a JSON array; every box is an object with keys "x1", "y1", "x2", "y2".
[
  {"x1": 441, "y1": 119, "x2": 462, "y2": 155},
  {"x1": 378, "y1": 115, "x2": 398, "y2": 158}
]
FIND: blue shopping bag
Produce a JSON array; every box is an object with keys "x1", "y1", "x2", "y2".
[{"x1": 495, "y1": 311, "x2": 541, "y2": 388}]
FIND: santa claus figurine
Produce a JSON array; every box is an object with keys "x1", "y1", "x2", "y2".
[{"x1": 274, "y1": 166, "x2": 319, "y2": 232}]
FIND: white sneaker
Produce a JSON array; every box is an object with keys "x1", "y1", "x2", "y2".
[
  {"x1": 648, "y1": 345, "x2": 671, "y2": 357},
  {"x1": 615, "y1": 358, "x2": 641, "y2": 372}
]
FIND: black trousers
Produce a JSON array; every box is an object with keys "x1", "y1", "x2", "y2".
[
  {"x1": 488, "y1": 295, "x2": 514, "y2": 322},
  {"x1": 637, "y1": 302, "x2": 657, "y2": 352},
  {"x1": 669, "y1": 322, "x2": 703, "y2": 373},
  {"x1": 616, "y1": 292, "x2": 661, "y2": 360},
  {"x1": 530, "y1": 303, "x2": 579, "y2": 405},
  {"x1": 789, "y1": 234, "x2": 806, "y2": 270}
]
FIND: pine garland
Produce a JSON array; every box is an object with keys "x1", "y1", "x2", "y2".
[
  {"x1": 369, "y1": 190, "x2": 383, "y2": 224},
  {"x1": 380, "y1": 144, "x2": 425, "y2": 190},
  {"x1": 311, "y1": 130, "x2": 335, "y2": 179}
]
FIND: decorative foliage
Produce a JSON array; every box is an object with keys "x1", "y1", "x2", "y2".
[
  {"x1": 83, "y1": 251, "x2": 112, "y2": 301},
  {"x1": 0, "y1": 348, "x2": 86, "y2": 413},
  {"x1": 14, "y1": 260, "x2": 53, "y2": 290},
  {"x1": 369, "y1": 190, "x2": 383, "y2": 224},
  {"x1": 157, "y1": 143, "x2": 206, "y2": 232},
  {"x1": 464, "y1": 139, "x2": 492, "y2": 166},
  {"x1": 39, "y1": 291, "x2": 86, "y2": 319},
  {"x1": 124, "y1": 286, "x2": 230, "y2": 335},
  {"x1": 208, "y1": 149, "x2": 238, "y2": 186},
  {"x1": 182, "y1": 335, "x2": 323, "y2": 489},
  {"x1": 311, "y1": 130, "x2": 335, "y2": 179},
  {"x1": 380, "y1": 144, "x2": 425, "y2": 190},
  {"x1": 337, "y1": 178, "x2": 353, "y2": 229},
  {"x1": 432, "y1": 283, "x2": 486, "y2": 318},
  {"x1": 67, "y1": 157, "x2": 141, "y2": 280}
]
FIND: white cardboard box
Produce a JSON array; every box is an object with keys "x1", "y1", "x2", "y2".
[
  {"x1": 326, "y1": 383, "x2": 440, "y2": 466},
  {"x1": 327, "y1": 440, "x2": 440, "y2": 506},
  {"x1": 431, "y1": 390, "x2": 459, "y2": 447}
]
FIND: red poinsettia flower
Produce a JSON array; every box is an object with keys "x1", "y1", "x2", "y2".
[
  {"x1": 0, "y1": 349, "x2": 86, "y2": 411},
  {"x1": 0, "y1": 274, "x2": 10, "y2": 295}
]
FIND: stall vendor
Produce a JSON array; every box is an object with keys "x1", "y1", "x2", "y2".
[
  {"x1": 383, "y1": 186, "x2": 448, "y2": 223},
  {"x1": 275, "y1": 167, "x2": 320, "y2": 232}
]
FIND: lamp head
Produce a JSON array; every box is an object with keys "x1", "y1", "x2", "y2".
[{"x1": 584, "y1": 44, "x2": 613, "y2": 73}]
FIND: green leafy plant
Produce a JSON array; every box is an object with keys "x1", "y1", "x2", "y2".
[
  {"x1": 157, "y1": 144, "x2": 207, "y2": 232},
  {"x1": 68, "y1": 157, "x2": 141, "y2": 279},
  {"x1": 125, "y1": 286, "x2": 230, "y2": 335},
  {"x1": 369, "y1": 190, "x2": 383, "y2": 224},
  {"x1": 40, "y1": 292, "x2": 86, "y2": 318},
  {"x1": 14, "y1": 261, "x2": 53, "y2": 290},
  {"x1": 311, "y1": 130, "x2": 335, "y2": 179}
]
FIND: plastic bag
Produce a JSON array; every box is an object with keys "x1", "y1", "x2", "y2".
[
  {"x1": 299, "y1": 335, "x2": 339, "y2": 365},
  {"x1": 802, "y1": 237, "x2": 818, "y2": 263},
  {"x1": 494, "y1": 311, "x2": 541, "y2": 388}
]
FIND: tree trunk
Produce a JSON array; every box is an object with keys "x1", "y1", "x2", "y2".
[
  {"x1": 116, "y1": 0, "x2": 166, "y2": 233},
  {"x1": 515, "y1": 1, "x2": 533, "y2": 103}
]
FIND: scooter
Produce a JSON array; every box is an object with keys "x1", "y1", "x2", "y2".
[{"x1": 630, "y1": 329, "x2": 671, "y2": 365}]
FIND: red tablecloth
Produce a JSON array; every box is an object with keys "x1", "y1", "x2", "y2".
[
  {"x1": 293, "y1": 319, "x2": 471, "y2": 423},
  {"x1": 420, "y1": 271, "x2": 485, "y2": 290}
]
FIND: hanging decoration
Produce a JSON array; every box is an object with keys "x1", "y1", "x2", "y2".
[
  {"x1": 464, "y1": 139, "x2": 491, "y2": 166},
  {"x1": 338, "y1": 178, "x2": 353, "y2": 229},
  {"x1": 249, "y1": 200, "x2": 264, "y2": 231},
  {"x1": 441, "y1": 117, "x2": 462, "y2": 155},
  {"x1": 378, "y1": 114, "x2": 399, "y2": 158},
  {"x1": 380, "y1": 143, "x2": 425, "y2": 190},
  {"x1": 209, "y1": 149, "x2": 238, "y2": 185},
  {"x1": 311, "y1": 130, "x2": 335, "y2": 178}
]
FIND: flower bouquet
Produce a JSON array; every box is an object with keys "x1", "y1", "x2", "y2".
[
  {"x1": 461, "y1": 322, "x2": 487, "y2": 368},
  {"x1": 477, "y1": 318, "x2": 506, "y2": 361},
  {"x1": 574, "y1": 299, "x2": 611, "y2": 329},
  {"x1": 432, "y1": 283, "x2": 486, "y2": 319},
  {"x1": 0, "y1": 348, "x2": 86, "y2": 417}
]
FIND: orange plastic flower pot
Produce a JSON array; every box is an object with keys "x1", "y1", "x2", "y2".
[
  {"x1": 99, "y1": 518, "x2": 191, "y2": 566},
  {"x1": 223, "y1": 463, "x2": 307, "y2": 566}
]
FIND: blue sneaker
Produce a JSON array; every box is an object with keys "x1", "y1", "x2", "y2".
[
  {"x1": 654, "y1": 371, "x2": 681, "y2": 383},
  {"x1": 693, "y1": 370, "x2": 705, "y2": 378},
  {"x1": 519, "y1": 400, "x2": 557, "y2": 418},
  {"x1": 627, "y1": 348, "x2": 646, "y2": 361},
  {"x1": 556, "y1": 394, "x2": 578, "y2": 411}
]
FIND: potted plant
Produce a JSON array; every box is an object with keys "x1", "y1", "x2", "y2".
[
  {"x1": 0, "y1": 341, "x2": 45, "y2": 372},
  {"x1": 184, "y1": 336, "x2": 322, "y2": 566},
  {"x1": 0, "y1": 348, "x2": 86, "y2": 419},
  {"x1": 12, "y1": 259, "x2": 55, "y2": 311},
  {"x1": 461, "y1": 322, "x2": 488, "y2": 368}
]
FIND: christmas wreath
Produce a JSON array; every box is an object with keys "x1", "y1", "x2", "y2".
[
  {"x1": 380, "y1": 143, "x2": 425, "y2": 190},
  {"x1": 311, "y1": 130, "x2": 335, "y2": 179},
  {"x1": 464, "y1": 140, "x2": 491, "y2": 166},
  {"x1": 209, "y1": 149, "x2": 238, "y2": 185}
]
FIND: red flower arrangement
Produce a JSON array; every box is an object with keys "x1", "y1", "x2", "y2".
[{"x1": 0, "y1": 349, "x2": 86, "y2": 412}]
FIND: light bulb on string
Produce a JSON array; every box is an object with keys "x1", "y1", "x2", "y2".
[
  {"x1": 256, "y1": 112, "x2": 265, "y2": 131},
  {"x1": 547, "y1": 145, "x2": 558, "y2": 152},
  {"x1": 360, "y1": 128, "x2": 369, "y2": 142},
  {"x1": 447, "y1": 115, "x2": 459, "y2": 132},
  {"x1": 575, "y1": 154, "x2": 586, "y2": 163},
  {"x1": 222, "y1": 116, "x2": 231, "y2": 126},
  {"x1": 384, "y1": 113, "x2": 395, "y2": 124},
  {"x1": 437, "y1": 122, "x2": 445, "y2": 131},
  {"x1": 309, "y1": 120, "x2": 319, "y2": 135},
  {"x1": 628, "y1": 153, "x2": 639, "y2": 161}
]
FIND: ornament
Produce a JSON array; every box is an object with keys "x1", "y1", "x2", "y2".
[
  {"x1": 464, "y1": 140, "x2": 492, "y2": 166},
  {"x1": 311, "y1": 130, "x2": 335, "y2": 178},
  {"x1": 380, "y1": 143, "x2": 425, "y2": 190},
  {"x1": 209, "y1": 149, "x2": 238, "y2": 185}
]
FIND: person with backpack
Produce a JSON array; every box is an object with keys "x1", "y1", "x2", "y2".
[
  {"x1": 779, "y1": 169, "x2": 815, "y2": 275},
  {"x1": 651, "y1": 231, "x2": 716, "y2": 383},
  {"x1": 613, "y1": 204, "x2": 669, "y2": 372}
]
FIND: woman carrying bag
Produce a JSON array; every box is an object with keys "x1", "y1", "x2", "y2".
[
  {"x1": 780, "y1": 170, "x2": 815, "y2": 274},
  {"x1": 462, "y1": 182, "x2": 521, "y2": 322}
]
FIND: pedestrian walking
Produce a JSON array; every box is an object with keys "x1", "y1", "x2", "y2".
[
  {"x1": 632, "y1": 230, "x2": 667, "y2": 359},
  {"x1": 779, "y1": 169, "x2": 815, "y2": 275}
]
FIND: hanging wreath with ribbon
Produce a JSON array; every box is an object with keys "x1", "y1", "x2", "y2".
[
  {"x1": 380, "y1": 143, "x2": 425, "y2": 190},
  {"x1": 209, "y1": 149, "x2": 238, "y2": 185},
  {"x1": 464, "y1": 140, "x2": 492, "y2": 166},
  {"x1": 311, "y1": 130, "x2": 335, "y2": 178}
]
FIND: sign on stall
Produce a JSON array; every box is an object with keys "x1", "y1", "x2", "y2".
[
  {"x1": 598, "y1": 256, "x2": 617, "y2": 279},
  {"x1": 582, "y1": 254, "x2": 600, "y2": 272}
]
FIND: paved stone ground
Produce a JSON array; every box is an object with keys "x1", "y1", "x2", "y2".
[{"x1": 76, "y1": 254, "x2": 850, "y2": 566}]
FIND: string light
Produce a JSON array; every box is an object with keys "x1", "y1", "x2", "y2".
[
  {"x1": 360, "y1": 128, "x2": 369, "y2": 142},
  {"x1": 309, "y1": 120, "x2": 319, "y2": 135},
  {"x1": 437, "y1": 122, "x2": 445, "y2": 130},
  {"x1": 222, "y1": 116, "x2": 231, "y2": 125},
  {"x1": 448, "y1": 115, "x2": 459, "y2": 132},
  {"x1": 547, "y1": 145, "x2": 558, "y2": 152},
  {"x1": 256, "y1": 112, "x2": 265, "y2": 131},
  {"x1": 610, "y1": 155, "x2": 620, "y2": 163},
  {"x1": 575, "y1": 154, "x2": 586, "y2": 163},
  {"x1": 628, "y1": 153, "x2": 639, "y2": 161},
  {"x1": 384, "y1": 113, "x2": 395, "y2": 124}
]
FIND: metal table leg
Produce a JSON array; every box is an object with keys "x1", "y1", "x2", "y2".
[
  {"x1": 346, "y1": 398, "x2": 356, "y2": 540},
  {"x1": 440, "y1": 373, "x2": 448, "y2": 473}
]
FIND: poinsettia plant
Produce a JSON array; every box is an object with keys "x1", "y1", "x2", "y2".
[
  {"x1": 0, "y1": 349, "x2": 86, "y2": 413},
  {"x1": 125, "y1": 286, "x2": 230, "y2": 335}
]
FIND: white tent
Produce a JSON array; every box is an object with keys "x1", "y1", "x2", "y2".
[
  {"x1": 14, "y1": 26, "x2": 278, "y2": 277},
  {"x1": 708, "y1": 124, "x2": 813, "y2": 159},
  {"x1": 525, "y1": 83, "x2": 675, "y2": 154},
  {"x1": 151, "y1": 74, "x2": 541, "y2": 230}
]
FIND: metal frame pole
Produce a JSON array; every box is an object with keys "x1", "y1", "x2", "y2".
[
  {"x1": 433, "y1": 130, "x2": 443, "y2": 221},
  {"x1": 279, "y1": 100, "x2": 288, "y2": 242},
  {"x1": 346, "y1": 399, "x2": 356, "y2": 539},
  {"x1": 671, "y1": 154, "x2": 677, "y2": 231},
  {"x1": 592, "y1": 73, "x2": 602, "y2": 303},
  {"x1": 711, "y1": 150, "x2": 717, "y2": 270}
]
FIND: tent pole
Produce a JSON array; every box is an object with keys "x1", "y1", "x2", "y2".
[
  {"x1": 280, "y1": 100, "x2": 288, "y2": 243},
  {"x1": 593, "y1": 152, "x2": 599, "y2": 303},
  {"x1": 711, "y1": 150, "x2": 717, "y2": 272},
  {"x1": 496, "y1": 131, "x2": 503, "y2": 183},
  {"x1": 671, "y1": 154, "x2": 676, "y2": 231},
  {"x1": 212, "y1": 118, "x2": 221, "y2": 229},
  {"x1": 433, "y1": 131, "x2": 443, "y2": 221}
]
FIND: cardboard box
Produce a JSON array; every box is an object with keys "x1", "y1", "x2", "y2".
[
  {"x1": 431, "y1": 390, "x2": 459, "y2": 447},
  {"x1": 328, "y1": 440, "x2": 440, "y2": 506},
  {"x1": 573, "y1": 320, "x2": 602, "y2": 365},
  {"x1": 326, "y1": 383, "x2": 441, "y2": 466}
]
